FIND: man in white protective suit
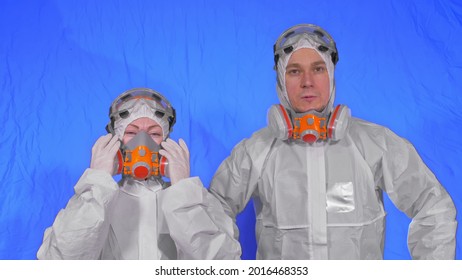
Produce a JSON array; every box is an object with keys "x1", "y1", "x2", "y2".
[
  {"x1": 209, "y1": 24, "x2": 457, "y2": 259},
  {"x1": 38, "y1": 88, "x2": 240, "y2": 260}
]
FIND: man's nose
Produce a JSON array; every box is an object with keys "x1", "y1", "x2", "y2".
[{"x1": 301, "y1": 71, "x2": 313, "y2": 87}]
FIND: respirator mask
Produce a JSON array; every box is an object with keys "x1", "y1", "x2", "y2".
[
  {"x1": 267, "y1": 103, "x2": 350, "y2": 143},
  {"x1": 113, "y1": 131, "x2": 168, "y2": 180}
]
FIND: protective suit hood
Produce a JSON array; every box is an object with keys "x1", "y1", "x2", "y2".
[
  {"x1": 274, "y1": 24, "x2": 339, "y2": 117},
  {"x1": 106, "y1": 87, "x2": 176, "y2": 140}
]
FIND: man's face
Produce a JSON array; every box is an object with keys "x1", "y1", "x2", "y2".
[
  {"x1": 285, "y1": 48, "x2": 330, "y2": 113},
  {"x1": 123, "y1": 117, "x2": 163, "y2": 145}
]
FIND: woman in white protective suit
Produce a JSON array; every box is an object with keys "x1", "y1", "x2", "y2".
[
  {"x1": 209, "y1": 24, "x2": 457, "y2": 259},
  {"x1": 37, "y1": 88, "x2": 240, "y2": 259}
]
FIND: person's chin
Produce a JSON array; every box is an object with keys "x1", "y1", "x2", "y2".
[
  {"x1": 298, "y1": 102, "x2": 319, "y2": 112},
  {"x1": 296, "y1": 105, "x2": 325, "y2": 113}
]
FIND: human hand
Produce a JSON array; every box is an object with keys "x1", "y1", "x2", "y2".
[
  {"x1": 90, "y1": 134, "x2": 121, "y2": 175},
  {"x1": 159, "y1": 138, "x2": 190, "y2": 185}
]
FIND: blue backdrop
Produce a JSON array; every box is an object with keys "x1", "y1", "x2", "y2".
[{"x1": 1, "y1": 0, "x2": 461, "y2": 260}]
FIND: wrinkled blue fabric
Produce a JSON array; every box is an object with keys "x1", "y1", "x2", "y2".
[{"x1": 1, "y1": 0, "x2": 461, "y2": 259}]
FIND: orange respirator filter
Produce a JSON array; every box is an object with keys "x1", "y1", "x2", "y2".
[
  {"x1": 115, "y1": 131, "x2": 168, "y2": 180},
  {"x1": 293, "y1": 114, "x2": 327, "y2": 143}
]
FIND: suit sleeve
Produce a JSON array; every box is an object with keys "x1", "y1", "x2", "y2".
[
  {"x1": 37, "y1": 168, "x2": 119, "y2": 259},
  {"x1": 208, "y1": 139, "x2": 260, "y2": 244},
  {"x1": 380, "y1": 129, "x2": 457, "y2": 259},
  {"x1": 161, "y1": 177, "x2": 242, "y2": 259}
]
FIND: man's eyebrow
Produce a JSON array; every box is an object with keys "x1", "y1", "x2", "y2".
[
  {"x1": 312, "y1": 60, "x2": 326, "y2": 66},
  {"x1": 286, "y1": 63, "x2": 302, "y2": 68},
  {"x1": 286, "y1": 60, "x2": 326, "y2": 68}
]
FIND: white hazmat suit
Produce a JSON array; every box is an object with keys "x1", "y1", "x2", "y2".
[
  {"x1": 38, "y1": 88, "x2": 241, "y2": 259},
  {"x1": 209, "y1": 24, "x2": 457, "y2": 260}
]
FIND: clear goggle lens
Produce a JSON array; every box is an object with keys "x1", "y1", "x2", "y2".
[
  {"x1": 273, "y1": 24, "x2": 338, "y2": 66},
  {"x1": 109, "y1": 88, "x2": 175, "y2": 121}
]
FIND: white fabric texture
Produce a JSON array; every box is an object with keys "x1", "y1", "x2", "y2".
[
  {"x1": 37, "y1": 169, "x2": 240, "y2": 260},
  {"x1": 209, "y1": 118, "x2": 457, "y2": 259}
]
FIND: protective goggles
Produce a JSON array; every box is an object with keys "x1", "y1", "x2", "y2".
[
  {"x1": 273, "y1": 24, "x2": 339, "y2": 67},
  {"x1": 107, "y1": 88, "x2": 176, "y2": 133}
]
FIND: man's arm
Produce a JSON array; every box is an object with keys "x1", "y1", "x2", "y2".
[
  {"x1": 380, "y1": 129, "x2": 457, "y2": 259},
  {"x1": 208, "y1": 140, "x2": 260, "y2": 243}
]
